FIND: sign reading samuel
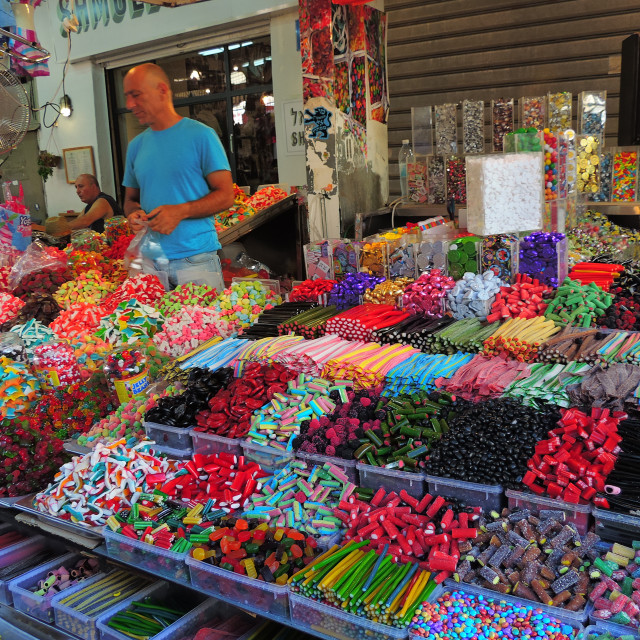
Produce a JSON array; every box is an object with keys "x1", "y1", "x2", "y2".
[{"x1": 57, "y1": 0, "x2": 161, "y2": 36}]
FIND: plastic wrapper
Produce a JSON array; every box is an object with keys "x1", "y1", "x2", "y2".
[
  {"x1": 123, "y1": 224, "x2": 169, "y2": 279},
  {"x1": 8, "y1": 241, "x2": 67, "y2": 291},
  {"x1": 70, "y1": 229, "x2": 105, "y2": 253}
]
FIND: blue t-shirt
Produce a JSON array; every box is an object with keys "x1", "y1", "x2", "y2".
[{"x1": 123, "y1": 117, "x2": 231, "y2": 260}]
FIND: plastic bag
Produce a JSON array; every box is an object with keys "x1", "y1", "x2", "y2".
[
  {"x1": 70, "y1": 229, "x2": 105, "y2": 253},
  {"x1": 8, "y1": 240, "x2": 68, "y2": 290},
  {"x1": 235, "y1": 251, "x2": 272, "y2": 276},
  {"x1": 123, "y1": 223, "x2": 169, "y2": 286},
  {"x1": 0, "y1": 181, "x2": 31, "y2": 252}
]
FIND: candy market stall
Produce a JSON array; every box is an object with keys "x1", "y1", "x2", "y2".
[{"x1": 7, "y1": 93, "x2": 640, "y2": 640}]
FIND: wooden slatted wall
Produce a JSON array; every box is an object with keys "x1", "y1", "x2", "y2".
[{"x1": 386, "y1": 0, "x2": 640, "y2": 194}]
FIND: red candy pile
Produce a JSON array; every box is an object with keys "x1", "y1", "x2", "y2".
[
  {"x1": 13, "y1": 267, "x2": 71, "y2": 299},
  {"x1": 487, "y1": 273, "x2": 552, "y2": 322},
  {"x1": 289, "y1": 279, "x2": 337, "y2": 302},
  {"x1": 194, "y1": 363, "x2": 296, "y2": 439},
  {"x1": 104, "y1": 234, "x2": 134, "y2": 260},
  {"x1": 324, "y1": 304, "x2": 410, "y2": 342},
  {"x1": 101, "y1": 274, "x2": 166, "y2": 314},
  {"x1": 0, "y1": 292, "x2": 24, "y2": 324},
  {"x1": 338, "y1": 488, "x2": 480, "y2": 576},
  {"x1": 246, "y1": 186, "x2": 288, "y2": 211},
  {"x1": 522, "y1": 407, "x2": 624, "y2": 504},
  {"x1": 159, "y1": 452, "x2": 269, "y2": 509},
  {"x1": 49, "y1": 303, "x2": 105, "y2": 339}
]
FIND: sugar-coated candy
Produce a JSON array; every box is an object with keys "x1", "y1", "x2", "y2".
[
  {"x1": 245, "y1": 186, "x2": 288, "y2": 211},
  {"x1": 0, "y1": 356, "x2": 40, "y2": 419},
  {"x1": 459, "y1": 506, "x2": 598, "y2": 611},
  {"x1": 1, "y1": 293, "x2": 60, "y2": 330},
  {"x1": 49, "y1": 303, "x2": 105, "y2": 339},
  {"x1": 53, "y1": 270, "x2": 115, "y2": 309},
  {"x1": 210, "y1": 280, "x2": 281, "y2": 330},
  {"x1": 153, "y1": 306, "x2": 234, "y2": 357},
  {"x1": 95, "y1": 298, "x2": 165, "y2": 346},
  {"x1": 0, "y1": 417, "x2": 68, "y2": 497},
  {"x1": 488, "y1": 273, "x2": 552, "y2": 322},
  {"x1": 154, "y1": 282, "x2": 218, "y2": 317}
]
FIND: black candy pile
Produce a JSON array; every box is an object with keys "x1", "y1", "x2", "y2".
[
  {"x1": 424, "y1": 398, "x2": 561, "y2": 488},
  {"x1": 145, "y1": 367, "x2": 234, "y2": 428}
]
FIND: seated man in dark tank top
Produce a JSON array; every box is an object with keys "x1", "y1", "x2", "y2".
[{"x1": 69, "y1": 173, "x2": 124, "y2": 234}]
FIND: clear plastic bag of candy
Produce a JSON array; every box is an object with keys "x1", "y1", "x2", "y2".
[
  {"x1": 124, "y1": 222, "x2": 169, "y2": 277},
  {"x1": 8, "y1": 240, "x2": 68, "y2": 291}
]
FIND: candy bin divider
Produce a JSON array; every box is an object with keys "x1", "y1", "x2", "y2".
[
  {"x1": 424, "y1": 474, "x2": 504, "y2": 513},
  {"x1": 241, "y1": 440, "x2": 295, "y2": 476},
  {"x1": 144, "y1": 420, "x2": 195, "y2": 452},
  {"x1": 154, "y1": 442, "x2": 193, "y2": 461},
  {"x1": 185, "y1": 554, "x2": 290, "y2": 620},
  {"x1": 588, "y1": 620, "x2": 640, "y2": 639},
  {"x1": 191, "y1": 430, "x2": 244, "y2": 457},
  {"x1": 50, "y1": 570, "x2": 110, "y2": 639},
  {"x1": 289, "y1": 592, "x2": 409, "y2": 640},
  {"x1": 356, "y1": 463, "x2": 425, "y2": 499},
  {"x1": 56, "y1": 579, "x2": 160, "y2": 640},
  {"x1": 102, "y1": 529, "x2": 191, "y2": 586},
  {"x1": 442, "y1": 579, "x2": 591, "y2": 625},
  {"x1": 578, "y1": 90, "x2": 607, "y2": 142},
  {"x1": 505, "y1": 489, "x2": 592, "y2": 536},
  {"x1": 96, "y1": 580, "x2": 215, "y2": 640},
  {"x1": 593, "y1": 508, "x2": 640, "y2": 546},
  {"x1": 296, "y1": 450, "x2": 358, "y2": 484},
  {"x1": 0, "y1": 536, "x2": 52, "y2": 605},
  {"x1": 304, "y1": 240, "x2": 335, "y2": 280},
  {"x1": 8, "y1": 552, "x2": 86, "y2": 624}
]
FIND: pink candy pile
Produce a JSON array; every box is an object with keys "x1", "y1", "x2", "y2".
[
  {"x1": 0, "y1": 292, "x2": 24, "y2": 324},
  {"x1": 246, "y1": 186, "x2": 288, "y2": 211},
  {"x1": 402, "y1": 269, "x2": 456, "y2": 316},
  {"x1": 153, "y1": 306, "x2": 235, "y2": 357}
]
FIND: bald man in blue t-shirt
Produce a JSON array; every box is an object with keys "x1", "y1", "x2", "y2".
[{"x1": 122, "y1": 63, "x2": 234, "y2": 287}]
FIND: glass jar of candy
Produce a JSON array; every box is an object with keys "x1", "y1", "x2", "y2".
[
  {"x1": 103, "y1": 346, "x2": 150, "y2": 403},
  {"x1": 32, "y1": 339, "x2": 82, "y2": 389},
  {"x1": 0, "y1": 333, "x2": 28, "y2": 363}
]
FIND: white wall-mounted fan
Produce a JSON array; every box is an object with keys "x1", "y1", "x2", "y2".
[{"x1": 0, "y1": 28, "x2": 49, "y2": 155}]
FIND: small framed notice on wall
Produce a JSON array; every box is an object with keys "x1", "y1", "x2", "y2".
[{"x1": 63, "y1": 146, "x2": 95, "y2": 184}]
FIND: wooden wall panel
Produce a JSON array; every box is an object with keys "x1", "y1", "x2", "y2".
[{"x1": 386, "y1": 0, "x2": 638, "y2": 194}]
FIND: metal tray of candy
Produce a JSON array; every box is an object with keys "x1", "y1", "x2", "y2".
[
  {"x1": 63, "y1": 440, "x2": 92, "y2": 456},
  {"x1": 12, "y1": 495, "x2": 105, "y2": 541},
  {"x1": 0, "y1": 495, "x2": 28, "y2": 508}
]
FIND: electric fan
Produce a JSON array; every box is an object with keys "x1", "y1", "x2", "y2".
[{"x1": 0, "y1": 29, "x2": 49, "y2": 155}]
